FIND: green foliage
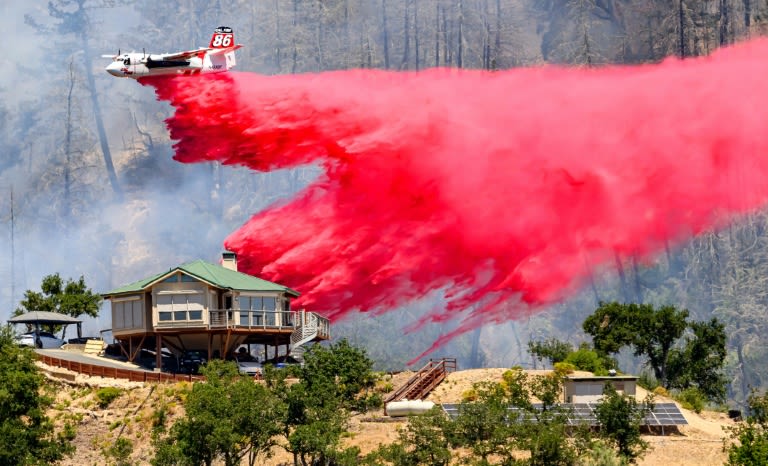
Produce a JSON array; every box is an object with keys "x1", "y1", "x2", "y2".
[
  {"x1": 584, "y1": 302, "x2": 727, "y2": 399},
  {"x1": 675, "y1": 387, "x2": 706, "y2": 414},
  {"x1": 299, "y1": 339, "x2": 377, "y2": 410},
  {"x1": 725, "y1": 390, "x2": 768, "y2": 465},
  {"x1": 103, "y1": 437, "x2": 134, "y2": 466},
  {"x1": 277, "y1": 339, "x2": 376, "y2": 465},
  {"x1": 593, "y1": 384, "x2": 652, "y2": 462},
  {"x1": 667, "y1": 318, "x2": 728, "y2": 404},
  {"x1": 152, "y1": 360, "x2": 285, "y2": 466},
  {"x1": 0, "y1": 326, "x2": 75, "y2": 465},
  {"x1": 554, "y1": 361, "x2": 577, "y2": 374},
  {"x1": 637, "y1": 371, "x2": 659, "y2": 391},
  {"x1": 448, "y1": 382, "x2": 513, "y2": 462},
  {"x1": 365, "y1": 407, "x2": 452, "y2": 466},
  {"x1": 564, "y1": 343, "x2": 609, "y2": 375},
  {"x1": 446, "y1": 369, "x2": 578, "y2": 465},
  {"x1": 15, "y1": 273, "x2": 102, "y2": 320},
  {"x1": 96, "y1": 387, "x2": 123, "y2": 409},
  {"x1": 578, "y1": 439, "x2": 629, "y2": 466},
  {"x1": 527, "y1": 337, "x2": 573, "y2": 366},
  {"x1": 583, "y1": 302, "x2": 640, "y2": 356}
]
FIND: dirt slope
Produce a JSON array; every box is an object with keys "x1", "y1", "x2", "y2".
[{"x1": 43, "y1": 363, "x2": 735, "y2": 465}]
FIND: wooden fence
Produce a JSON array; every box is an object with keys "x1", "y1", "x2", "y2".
[{"x1": 37, "y1": 354, "x2": 205, "y2": 383}]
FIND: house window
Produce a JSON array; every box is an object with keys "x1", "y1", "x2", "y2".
[
  {"x1": 237, "y1": 295, "x2": 279, "y2": 326},
  {"x1": 180, "y1": 274, "x2": 199, "y2": 282},
  {"x1": 161, "y1": 275, "x2": 178, "y2": 283},
  {"x1": 157, "y1": 293, "x2": 204, "y2": 322},
  {"x1": 112, "y1": 297, "x2": 143, "y2": 329}
]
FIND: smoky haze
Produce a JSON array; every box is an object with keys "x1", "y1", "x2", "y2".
[
  {"x1": 0, "y1": 1, "x2": 283, "y2": 335},
  {"x1": 2, "y1": 0, "x2": 764, "y2": 371},
  {"x1": 144, "y1": 38, "x2": 768, "y2": 360}
]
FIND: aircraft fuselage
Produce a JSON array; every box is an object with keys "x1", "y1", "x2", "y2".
[{"x1": 105, "y1": 52, "x2": 230, "y2": 78}]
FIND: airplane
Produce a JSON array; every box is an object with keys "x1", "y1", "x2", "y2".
[{"x1": 103, "y1": 26, "x2": 243, "y2": 78}]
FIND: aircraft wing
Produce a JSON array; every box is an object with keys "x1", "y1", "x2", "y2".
[
  {"x1": 158, "y1": 47, "x2": 212, "y2": 61},
  {"x1": 208, "y1": 44, "x2": 243, "y2": 55}
]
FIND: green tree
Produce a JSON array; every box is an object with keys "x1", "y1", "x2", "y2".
[
  {"x1": 447, "y1": 369, "x2": 578, "y2": 465},
  {"x1": 15, "y1": 273, "x2": 102, "y2": 320},
  {"x1": 448, "y1": 381, "x2": 514, "y2": 462},
  {"x1": 583, "y1": 302, "x2": 640, "y2": 356},
  {"x1": 0, "y1": 326, "x2": 75, "y2": 465},
  {"x1": 527, "y1": 337, "x2": 573, "y2": 367},
  {"x1": 725, "y1": 390, "x2": 768, "y2": 465},
  {"x1": 274, "y1": 339, "x2": 376, "y2": 466},
  {"x1": 594, "y1": 384, "x2": 653, "y2": 462},
  {"x1": 667, "y1": 318, "x2": 728, "y2": 403},
  {"x1": 563, "y1": 343, "x2": 611, "y2": 375},
  {"x1": 584, "y1": 302, "x2": 689, "y2": 386},
  {"x1": 517, "y1": 370, "x2": 579, "y2": 466},
  {"x1": 298, "y1": 338, "x2": 377, "y2": 408},
  {"x1": 152, "y1": 360, "x2": 285, "y2": 466},
  {"x1": 364, "y1": 407, "x2": 452, "y2": 466}
]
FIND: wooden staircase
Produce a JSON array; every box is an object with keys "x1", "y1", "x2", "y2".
[{"x1": 385, "y1": 358, "x2": 457, "y2": 404}]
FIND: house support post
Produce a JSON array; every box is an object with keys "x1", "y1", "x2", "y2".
[{"x1": 155, "y1": 334, "x2": 162, "y2": 372}]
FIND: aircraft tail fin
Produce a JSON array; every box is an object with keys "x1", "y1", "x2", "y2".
[{"x1": 210, "y1": 26, "x2": 236, "y2": 49}]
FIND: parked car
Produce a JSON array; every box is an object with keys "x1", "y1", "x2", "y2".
[
  {"x1": 234, "y1": 356, "x2": 262, "y2": 376},
  {"x1": 263, "y1": 355, "x2": 303, "y2": 369},
  {"x1": 16, "y1": 330, "x2": 65, "y2": 349},
  {"x1": 179, "y1": 350, "x2": 207, "y2": 374}
]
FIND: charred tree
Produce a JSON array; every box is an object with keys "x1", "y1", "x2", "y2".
[
  {"x1": 382, "y1": 0, "x2": 391, "y2": 69},
  {"x1": 435, "y1": 1, "x2": 440, "y2": 66},
  {"x1": 292, "y1": 0, "x2": 299, "y2": 73},
  {"x1": 64, "y1": 60, "x2": 75, "y2": 221},
  {"x1": 414, "y1": 0, "x2": 420, "y2": 70},
  {"x1": 401, "y1": 0, "x2": 410, "y2": 69},
  {"x1": 457, "y1": 0, "x2": 464, "y2": 68},
  {"x1": 678, "y1": 0, "x2": 687, "y2": 57},
  {"x1": 45, "y1": 0, "x2": 123, "y2": 201}
]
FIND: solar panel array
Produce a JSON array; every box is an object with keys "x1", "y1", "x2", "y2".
[{"x1": 440, "y1": 402, "x2": 687, "y2": 427}]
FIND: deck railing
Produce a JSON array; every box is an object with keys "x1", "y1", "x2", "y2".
[{"x1": 154, "y1": 309, "x2": 330, "y2": 338}]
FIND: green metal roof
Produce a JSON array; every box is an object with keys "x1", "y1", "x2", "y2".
[{"x1": 102, "y1": 259, "x2": 299, "y2": 297}]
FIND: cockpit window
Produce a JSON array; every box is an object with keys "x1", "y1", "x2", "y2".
[{"x1": 124, "y1": 57, "x2": 130, "y2": 65}]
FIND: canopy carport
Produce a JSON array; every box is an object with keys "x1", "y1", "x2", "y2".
[{"x1": 8, "y1": 311, "x2": 83, "y2": 340}]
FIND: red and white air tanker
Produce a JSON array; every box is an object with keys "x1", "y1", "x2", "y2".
[{"x1": 103, "y1": 26, "x2": 242, "y2": 78}]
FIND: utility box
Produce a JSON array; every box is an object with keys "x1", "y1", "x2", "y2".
[{"x1": 563, "y1": 375, "x2": 638, "y2": 403}]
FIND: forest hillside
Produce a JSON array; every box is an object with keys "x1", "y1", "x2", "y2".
[{"x1": 2, "y1": 0, "x2": 768, "y2": 409}]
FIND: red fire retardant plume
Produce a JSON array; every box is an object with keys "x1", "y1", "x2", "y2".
[{"x1": 142, "y1": 39, "x2": 768, "y2": 359}]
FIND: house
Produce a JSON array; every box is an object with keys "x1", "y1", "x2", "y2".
[
  {"x1": 102, "y1": 252, "x2": 330, "y2": 370},
  {"x1": 563, "y1": 374, "x2": 638, "y2": 403}
]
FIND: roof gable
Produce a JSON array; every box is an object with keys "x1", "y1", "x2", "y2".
[{"x1": 103, "y1": 259, "x2": 299, "y2": 297}]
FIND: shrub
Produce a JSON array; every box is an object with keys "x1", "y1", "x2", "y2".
[
  {"x1": 579, "y1": 439, "x2": 629, "y2": 466},
  {"x1": 676, "y1": 387, "x2": 706, "y2": 414},
  {"x1": 638, "y1": 371, "x2": 659, "y2": 391},
  {"x1": 103, "y1": 437, "x2": 133, "y2": 466},
  {"x1": 356, "y1": 392, "x2": 383, "y2": 411},
  {"x1": 461, "y1": 388, "x2": 478, "y2": 401},
  {"x1": 554, "y1": 362, "x2": 577, "y2": 374},
  {"x1": 96, "y1": 387, "x2": 123, "y2": 409},
  {"x1": 564, "y1": 345, "x2": 607, "y2": 374}
]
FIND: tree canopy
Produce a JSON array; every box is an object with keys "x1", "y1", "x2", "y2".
[
  {"x1": 0, "y1": 326, "x2": 74, "y2": 465},
  {"x1": 15, "y1": 273, "x2": 102, "y2": 320},
  {"x1": 152, "y1": 360, "x2": 285, "y2": 466},
  {"x1": 583, "y1": 302, "x2": 726, "y2": 400}
]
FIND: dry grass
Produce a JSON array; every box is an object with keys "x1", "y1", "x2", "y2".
[{"x1": 44, "y1": 366, "x2": 735, "y2": 465}]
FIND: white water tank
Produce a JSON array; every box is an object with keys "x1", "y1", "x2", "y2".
[{"x1": 385, "y1": 399, "x2": 436, "y2": 417}]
